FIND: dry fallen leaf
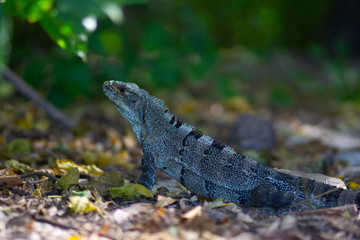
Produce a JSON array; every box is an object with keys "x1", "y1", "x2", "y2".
[
  {"x1": 156, "y1": 195, "x2": 177, "y2": 208},
  {"x1": 181, "y1": 205, "x2": 202, "y2": 220}
]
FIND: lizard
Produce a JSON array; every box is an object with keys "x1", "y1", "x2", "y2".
[{"x1": 103, "y1": 80, "x2": 360, "y2": 212}]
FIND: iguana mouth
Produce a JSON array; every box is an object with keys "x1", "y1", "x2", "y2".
[
  {"x1": 102, "y1": 81, "x2": 114, "y2": 98},
  {"x1": 103, "y1": 80, "x2": 125, "y2": 104}
]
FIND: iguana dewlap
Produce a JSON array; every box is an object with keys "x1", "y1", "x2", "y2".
[{"x1": 103, "y1": 80, "x2": 360, "y2": 212}]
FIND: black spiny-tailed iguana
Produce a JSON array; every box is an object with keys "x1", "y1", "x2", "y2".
[{"x1": 103, "y1": 80, "x2": 360, "y2": 212}]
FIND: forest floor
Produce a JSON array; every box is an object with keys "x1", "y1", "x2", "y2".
[
  {"x1": 1, "y1": 95, "x2": 360, "y2": 240},
  {"x1": 1, "y1": 53, "x2": 360, "y2": 239}
]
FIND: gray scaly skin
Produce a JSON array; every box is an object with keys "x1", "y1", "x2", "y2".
[{"x1": 103, "y1": 80, "x2": 360, "y2": 212}]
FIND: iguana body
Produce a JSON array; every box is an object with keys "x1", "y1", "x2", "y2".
[{"x1": 103, "y1": 80, "x2": 360, "y2": 212}]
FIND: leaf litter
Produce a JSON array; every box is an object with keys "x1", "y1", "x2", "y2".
[{"x1": 1, "y1": 97, "x2": 360, "y2": 240}]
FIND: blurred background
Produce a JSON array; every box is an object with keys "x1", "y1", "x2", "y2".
[{"x1": 1, "y1": 0, "x2": 360, "y2": 111}]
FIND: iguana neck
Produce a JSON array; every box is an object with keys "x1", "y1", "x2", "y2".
[{"x1": 131, "y1": 96, "x2": 174, "y2": 146}]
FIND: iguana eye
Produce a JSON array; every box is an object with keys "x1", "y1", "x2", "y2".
[{"x1": 119, "y1": 87, "x2": 126, "y2": 93}]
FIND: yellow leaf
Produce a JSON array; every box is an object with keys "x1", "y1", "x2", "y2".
[
  {"x1": 56, "y1": 159, "x2": 103, "y2": 176},
  {"x1": 178, "y1": 98, "x2": 199, "y2": 114},
  {"x1": 56, "y1": 159, "x2": 78, "y2": 172},
  {"x1": 97, "y1": 151, "x2": 137, "y2": 170},
  {"x1": 16, "y1": 112, "x2": 34, "y2": 130},
  {"x1": 348, "y1": 181, "x2": 360, "y2": 190},
  {"x1": 109, "y1": 184, "x2": 153, "y2": 200},
  {"x1": 80, "y1": 164, "x2": 103, "y2": 176},
  {"x1": 57, "y1": 168, "x2": 80, "y2": 190},
  {"x1": 224, "y1": 96, "x2": 252, "y2": 112},
  {"x1": 204, "y1": 198, "x2": 234, "y2": 209},
  {"x1": 67, "y1": 236, "x2": 81, "y2": 240},
  {"x1": 68, "y1": 196, "x2": 97, "y2": 214},
  {"x1": 31, "y1": 187, "x2": 42, "y2": 198},
  {"x1": 34, "y1": 119, "x2": 50, "y2": 132}
]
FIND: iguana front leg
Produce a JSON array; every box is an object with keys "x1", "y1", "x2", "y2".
[{"x1": 138, "y1": 149, "x2": 156, "y2": 190}]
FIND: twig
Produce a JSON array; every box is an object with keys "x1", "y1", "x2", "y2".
[
  {"x1": 0, "y1": 176, "x2": 23, "y2": 186},
  {"x1": 21, "y1": 172, "x2": 58, "y2": 181},
  {"x1": 33, "y1": 215, "x2": 118, "y2": 240},
  {"x1": 33, "y1": 215, "x2": 78, "y2": 230},
  {"x1": 289, "y1": 187, "x2": 341, "y2": 209},
  {"x1": 2, "y1": 65, "x2": 76, "y2": 128}
]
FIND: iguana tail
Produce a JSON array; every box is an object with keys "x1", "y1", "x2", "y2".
[{"x1": 297, "y1": 179, "x2": 360, "y2": 211}]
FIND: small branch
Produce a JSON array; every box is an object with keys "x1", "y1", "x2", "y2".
[
  {"x1": 21, "y1": 172, "x2": 58, "y2": 181},
  {"x1": 33, "y1": 215, "x2": 118, "y2": 240},
  {"x1": 2, "y1": 66, "x2": 76, "y2": 128},
  {"x1": 0, "y1": 176, "x2": 23, "y2": 186},
  {"x1": 33, "y1": 215, "x2": 79, "y2": 230}
]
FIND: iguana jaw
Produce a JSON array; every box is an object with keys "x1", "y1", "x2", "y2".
[
  {"x1": 103, "y1": 80, "x2": 142, "y2": 124},
  {"x1": 103, "y1": 80, "x2": 150, "y2": 144}
]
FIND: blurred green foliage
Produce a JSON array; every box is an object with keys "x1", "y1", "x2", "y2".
[
  {"x1": 3, "y1": 0, "x2": 147, "y2": 60},
  {"x1": 188, "y1": 0, "x2": 330, "y2": 50},
  {"x1": 1, "y1": 0, "x2": 360, "y2": 108}
]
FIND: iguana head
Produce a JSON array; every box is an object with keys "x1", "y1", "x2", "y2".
[
  {"x1": 103, "y1": 80, "x2": 173, "y2": 145},
  {"x1": 103, "y1": 80, "x2": 147, "y2": 126}
]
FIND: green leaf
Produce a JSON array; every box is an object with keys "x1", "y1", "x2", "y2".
[
  {"x1": 88, "y1": 170, "x2": 124, "y2": 188},
  {"x1": 70, "y1": 189, "x2": 95, "y2": 200},
  {"x1": 82, "y1": 150, "x2": 97, "y2": 165},
  {"x1": 39, "y1": 13, "x2": 88, "y2": 61},
  {"x1": 68, "y1": 196, "x2": 97, "y2": 214},
  {"x1": 112, "y1": 0, "x2": 149, "y2": 4},
  {"x1": 4, "y1": 159, "x2": 32, "y2": 173},
  {"x1": 99, "y1": 29, "x2": 122, "y2": 54},
  {"x1": 87, "y1": 170, "x2": 124, "y2": 196},
  {"x1": 4, "y1": 0, "x2": 54, "y2": 23},
  {"x1": 109, "y1": 184, "x2": 153, "y2": 200},
  {"x1": 0, "y1": 6, "x2": 12, "y2": 71},
  {"x1": 2, "y1": 138, "x2": 32, "y2": 155},
  {"x1": 342, "y1": 210, "x2": 350, "y2": 218},
  {"x1": 100, "y1": 3, "x2": 123, "y2": 25},
  {"x1": 57, "y1": 167, "x2": 80, "y2": 190}
]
